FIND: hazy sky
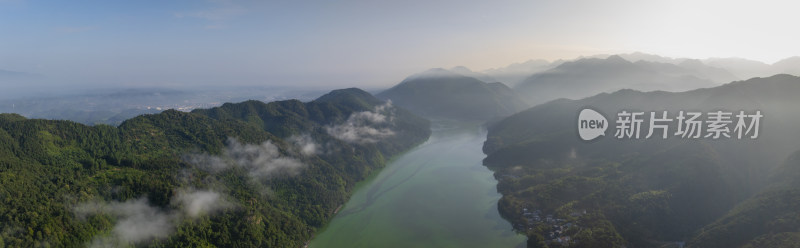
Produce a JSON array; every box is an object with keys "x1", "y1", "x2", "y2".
[{"x1": 1, "y1": 0, "x2": 798, "y2": 90}]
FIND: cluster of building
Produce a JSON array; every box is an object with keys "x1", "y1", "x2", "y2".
[
  {"x1": 521, "y1": 208, "x2": 587, "y2": 245},
  {"x1": 546, "y1": 223, "x2": 574, "y2": 245}
]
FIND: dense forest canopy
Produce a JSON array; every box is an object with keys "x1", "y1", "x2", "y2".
[{"x1": 0, "y1": 88, "x2": 431, "y2": 247}]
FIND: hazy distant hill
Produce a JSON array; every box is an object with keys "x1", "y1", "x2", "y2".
[
  {"x1": 773, "y1": 56, "x2": 800, "y2": 76},
  {"x1": 618, "y1": 52, "x2": 687, "y2": 64},
  {"x1": 514, "y1": 55, "x2": 718, "y2": 106},
  {"x1": 678, "y1": 59, "x2": 739, "y2": 83},
  {"x1": 377, "y1": 68, "x2": 528, "y2": 121},
  {"x1": 701, "y1": 56, "x2": 800, "y2": 80},
  {"x1": 704, "y1": 57, "x2": 775, "y2": 79},
  {"x1": 478, "y1": 52, "x2": 739, "y2": 90},
  {"x1": 481, "y1": 59, "x2": 559, "y2": 87},
  {"x1": 483, "y1": 74, "x2": 800, "y2": 247},
  {"x1": 449, "y1": 66, "x2": 498, "y2": 83},
  {"x1": 621, "y1": 59, "x2": 738, "y2": 84},
  {"x1": 565, "y1": 53, "x2": 738, "y2": 84}
]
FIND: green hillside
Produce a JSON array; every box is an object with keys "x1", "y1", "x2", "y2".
[{"x1": 0, "y1": 88, "x2": 430, "y2": 247}]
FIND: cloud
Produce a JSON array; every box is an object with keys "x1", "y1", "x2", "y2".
[
  {"x1": 186, "y1": 138, "x2": 306, "y2": 180},
  {"x1": 74, "y1": 189, "x2": 232, "y2": 247},
  {"x1": 185, "y1": 151, "x2": 227, "y2": 173},
  {"x1": 75, "y1": 198, "x2": 176, "y2": 247},
  {"x1": 227, "y1": 138, "x2": 305, "y2": 178},
  {"x1": 325, "y1": 101, "x2": 396, "y2": 144},
  {"x1": 288, "y1": 134, "x2": 319, "y2": 156},
  {"x1": 174, "y1": 188, "x2": 233, "y2": 218}
]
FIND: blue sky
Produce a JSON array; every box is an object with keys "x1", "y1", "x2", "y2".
[{"x1": 1, "y1": 0, "x2": 798, "y2": 90}]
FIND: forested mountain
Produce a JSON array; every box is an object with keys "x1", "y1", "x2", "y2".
[
  {"x1": 482, "y1": 74, "x2": 800, "y2": 247},
  {"x1": 0, "y1": 88, "x2": 430, "y2": 247},
  {"x1": 377, "y1": 69, "x2": 528, "y2": 120}
]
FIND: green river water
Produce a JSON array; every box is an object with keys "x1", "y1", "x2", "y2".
[{"x1": 310, "y1": 123, "x2": 526, "y2": 248}]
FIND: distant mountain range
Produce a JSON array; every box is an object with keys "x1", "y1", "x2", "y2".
[
  {"x1": 377, "y1": 68, "x2": 528, "y2": 121},
  {"x1": 706, "y1": 56, "x2": 800, "y2": 80},
  {"x1": 480, "y1": 59, "x2": 560, "y2": 87},
  {"x1": 473, "y1": 53, "x2": 800, "y2": 107},
  {"x1": 482, "y1": 74, "x2": 800, "y2": 247},
  {"x1": 589, "y1": 52, "x2": 800, "y2": 81},
  {"x1": 374, "y1": 52, "x2": 800, "y2": 122},
  {"x1": 513, "y1": 55, "x2": 719, "y2": 106}
]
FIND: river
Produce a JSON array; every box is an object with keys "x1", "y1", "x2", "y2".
[{"x1": 310, "y1": 123, "x2": 526, "y2": 248}]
